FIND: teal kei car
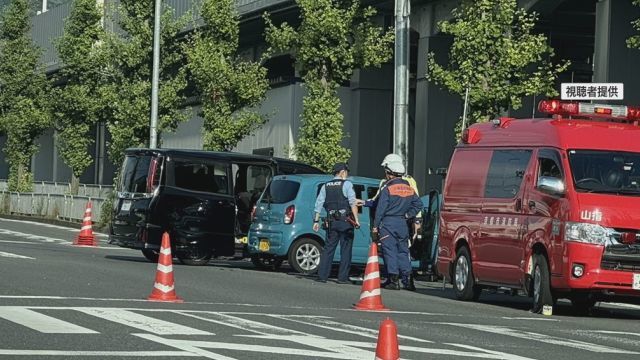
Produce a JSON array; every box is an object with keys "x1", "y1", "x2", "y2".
[{"x1": 248, "y1": 174, "x2": 442, "y2": 275}]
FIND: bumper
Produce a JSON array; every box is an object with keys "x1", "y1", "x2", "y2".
[
  {"x1": 560, "y1": 242, "x2": 640, "y2": 297},
  {"x1": 248, "y1": 230, "x2": 287, "y2": 257}
]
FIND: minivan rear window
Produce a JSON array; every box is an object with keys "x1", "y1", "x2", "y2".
[
  {"x1": 120, "y1": 155, "x2": 151, "y2": 193},
  {"x1": 261, "y1": 180, "x2": 300, "y2": 204}
]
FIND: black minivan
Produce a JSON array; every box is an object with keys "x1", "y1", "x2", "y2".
[{"x1": 108, "y1": 148, "x2": 323, "y2": 265}]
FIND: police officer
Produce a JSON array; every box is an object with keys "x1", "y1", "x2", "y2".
[
  {"x1": 372, "y1": 161, "x2": 423, "y2": 290},
  {"x1": 313, "y1": 163, "x2": 360, "y2": 283}
]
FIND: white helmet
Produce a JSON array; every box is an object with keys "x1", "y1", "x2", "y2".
[
  {"x1": 381, "y1": 153, "x2": 403, "y2": 167},
  {"x1": 385, "y1": 160, "x2": 405, "y2": 175}
]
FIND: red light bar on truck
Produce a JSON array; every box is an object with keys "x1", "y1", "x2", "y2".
[{"x1": 538, "y1": 100, "x2": 640, "y2": 122}]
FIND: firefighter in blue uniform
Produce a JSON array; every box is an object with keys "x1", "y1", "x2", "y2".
[
  {"x1": 372, "y1": 161, "x2": 423, "y2": 290},
  {"x1": 313, "y1": 163, "x2": 360, "y2": 283}
]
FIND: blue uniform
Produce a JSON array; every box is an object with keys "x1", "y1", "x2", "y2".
[
  {"x1": 374, "y1": 177, "x2": 423, "y2": 280},
  {"x1": 314, "y1": 177, "x2": 357, "y2": 282}
]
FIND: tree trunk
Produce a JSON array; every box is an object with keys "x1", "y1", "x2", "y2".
[{"x1": 70, "y1": 174, "x2": 80, "y2": 196}]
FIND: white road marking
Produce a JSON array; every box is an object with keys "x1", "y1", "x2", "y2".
[
  {"x1": 76, "y1": 308, "x2": 212, "y2": 335},
  {"x1": 273, "y1": 315, "x2": 433, "y2": 343},
  {"x1": 0, "y1": 350, "x2": 198, "y2": 357},
  {"x1": 135, "y1": 334, "x2": 239, "y2": 360},
  {"x1": 446, "y1": 343, "x2": 536, "y2": 360},
  {"x1": 0, "y1": 251, "x2": 35, "y2": 259},
  {"x1": 0, "y1": 307, "x2": 97, "y2": 334},
  {"x1": 584, "y1": 330, "x2": 640, "y2": 337},
  {"x1": 177, "y1": 311, "x2": 311, "y2": 336},
  {"x1": 0, "y1": 229, "x2": 70, "y2": 244},
  {"x1": 0, "y1": 218, "x2": 108, "y2": 237},
  {"x1": 438, "y1": 322, "x2": 639, "y2": 354},
  {"x1": 501, "y1": 316, "x2": 560, "y2": 322}
]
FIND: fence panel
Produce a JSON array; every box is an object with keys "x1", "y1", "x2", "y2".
[{"x1": 0, "y1": 192, "x2": 105, "y2": 224}]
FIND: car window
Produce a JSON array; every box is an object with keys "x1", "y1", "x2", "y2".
[
  {"x1": 484, "y1": 150, "x2": 532, "y2": 198},
  {"x1": 262, "y1": 180, "x2": 300, "y2": 204},
  {"x1": 120, "y1": 155, "x2": 151, "y2": 193},
  {"x1": 247, "y1": 165, "x2": 272, "y2": 193},
  {"x1": 173, "y1": 161, "x2": 229, "y2": 194},
  {"x1": 538, "y1": 149, "x2": 563, "y2": 180},
  {"x1": 367, "y1": 187, "x2": 379, "y2": 200},
  {"x1": 353, "y1": 184, "x2": 365, "y2": 213}
]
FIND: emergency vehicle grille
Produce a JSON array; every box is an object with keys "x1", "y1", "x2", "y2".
[
  {"x1": 600, "y1": 261, "x2": 640, "y2": 272},
  {"x1": 601, "y1": 244, "x2": 640, "y2": 272}
]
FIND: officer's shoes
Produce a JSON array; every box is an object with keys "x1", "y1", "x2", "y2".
[
  {"x1": 403, "y1": 283, "x2": 417, "y2": 291},
  {"x1": 383, "y1": 275, "x2": 401, "y2": 290}
]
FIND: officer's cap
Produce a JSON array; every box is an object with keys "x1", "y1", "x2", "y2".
[
  {"x1": 385, "y1": 161, "x2": 405, "y2": 176},
  {"x1": 332, "y1": 163, "x2": 349, "y2": 174}
]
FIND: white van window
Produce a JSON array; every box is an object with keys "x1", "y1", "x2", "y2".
[
  {"x1": 485, "y1": 150, "x2": 532, "y2": 198},
  {"x1": 174, "y1": 161, "x2": 229, "y2": 194}
]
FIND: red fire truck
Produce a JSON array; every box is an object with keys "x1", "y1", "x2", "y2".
[{"x1": 438, "y1": 100, "x2": 640, "y2": 313}]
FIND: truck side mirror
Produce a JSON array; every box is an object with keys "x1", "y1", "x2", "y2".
[{"x1": 537, "y1": 176, "x2": 566, "y2": 196}]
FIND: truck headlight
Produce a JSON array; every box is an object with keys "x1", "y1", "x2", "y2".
[{"x1": 564, "y1": 222, "x2": 612, "y2": 245}]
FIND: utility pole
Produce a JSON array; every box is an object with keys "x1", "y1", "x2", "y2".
[
  {"x1": 393, "y1": 0, "x2": 410, "y2": 162},
  {"x1": 149, "y1": 0, "x2": 162, "y2": 149}
]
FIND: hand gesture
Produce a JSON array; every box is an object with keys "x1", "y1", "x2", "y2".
[{"x1": 313, "y1": 222, "x2": 320, "y2": 232}]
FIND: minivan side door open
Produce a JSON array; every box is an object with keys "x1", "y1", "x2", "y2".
[
  {"x1": 156, "y1": 158, "x2": 236, "y2": 257},
  {"x1": 478, "y1": 149, "x2": 533, "y2": 285}
]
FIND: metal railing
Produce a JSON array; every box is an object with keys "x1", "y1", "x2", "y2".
[
  {"x1": 0, "y1": 181, "x2": 113, "y2": 198},
  {"x1": 0, "y1": 192, "x2": 106, "y2": 223}
]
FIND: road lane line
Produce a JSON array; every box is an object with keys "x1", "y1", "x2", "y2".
[
  {"x1": 0, "y1": 307, "x2": 97, "y2": 334},
  {"x1": 0, "y1": 251, "x2": 35, "y2": 259},
  {"x1": 501, "y1": 316, "x2": 560, "y2": 322},
  {"x1": 177, "y1": 311, "x2": 311, "y2": 336},
  {"x1": 0, "y1": 350, "x2": 198, "y2": 357},
  {"x1": 77, "y1": 308, "x2": 212, "y2": 335},
  {"x1": 584, "y1": 330, "x2": 640, "y2": 337},
  {"x1": 447, "y1": 343, "x2": 537, "y2": 360},
  {"x1": 437, "y1": 322, "x2": 639, "y2": 354},
  {"x1": 134, "y1": 334, "x2": 240, "y2": 360},
  {"x1": 0, "y1": 218, "x2": 108, "y2": 237},
  {"x1": 272, "y1": 315, "x2": 433, "y2": 343}
]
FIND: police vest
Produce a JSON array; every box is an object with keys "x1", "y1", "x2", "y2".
[{"x1": 323, "y1": 180, "x2": 351, "y2": 213}]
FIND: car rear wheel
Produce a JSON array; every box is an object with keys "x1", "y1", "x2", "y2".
[
  {"x1": 251, "y1": 256, "x2": 284, "y2": 271},
  {"x1": 141, "y1": 249, "x2": 159, "y2": 263},
  {"x1": 177, "y1": 248, "x2": 212, "y2": 266},
  {"x1": 454, "y1": 246, "x2": 482, "y2": 301},
  {"x1": 532, "y1": 253, "x2": 554, "y2": 313},
  {"x1": 288, "y1": 238, "x2": 322, "y2": 274}
]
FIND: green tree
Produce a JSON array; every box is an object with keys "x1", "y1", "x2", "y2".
[
  {"x1": 427, "y1": 0, "x2": 569, "y2": 133},
  {"x1": 265, "y1": 0, "x2": 393, "y2": 172},
  {"x1": 629, "y1": 0, "x2": 640, "y2": 49},
  {"x1": 185, "y1": 0, "x2": 269, "y2": 151},
  {"x1": 0, "y1": 0, "x2": 51, "y2": 192},
  {"x1": 102, "y1": 0, "x2": 189, "y2": 165},
  {"x1": 53, "y1": 0, "x2": 106, "y2": 194}
]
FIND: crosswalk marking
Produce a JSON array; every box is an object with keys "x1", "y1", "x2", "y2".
[
  {"x1": 76, "y1": 308, "x2": 212, "y2": 335},
  {"x1": 438, "y1": 322, "x2": 639, "y2": 354},
  {"x1": 0, "y1": 251, "x2": 35, "y2": 259},
  {"x1": 177, "y1": 311, "x2": 310, "y2": 337},
  {"x1": 0, "y1": 307, "x2": 97, "y2": 334}
]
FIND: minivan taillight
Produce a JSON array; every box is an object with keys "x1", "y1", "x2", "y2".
[
  {"x1": 284, "y1": 205, "x2": 295, "y2": 224},
  {"x1": 146, "y1": 157, "x2": 160, "y2": 193}
]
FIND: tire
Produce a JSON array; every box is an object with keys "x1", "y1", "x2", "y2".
[
  {"x1": 453, "y1": 246, "x2": 482, "y2": 301},
  {"x1": 570, "y1": 294, "x2": 596, "y2": 315},
  {"x1": 251, "y1": 256, "x2": 284, "y2": 271},
  {"x1": 141, "y1": 249, "x2": 159, "y2": 263},
  {"x1": 177, "y1": 248, "x2": 212, "y2": 266},
  {"x1": 532, "y1": 253, "x2": 554, "y2": 313},
  {"x1": 288, "y1": 238, "x2": 323, "y2": 275}
]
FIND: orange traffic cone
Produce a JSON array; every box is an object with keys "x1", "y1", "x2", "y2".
[
  {"x1": 374, "y1": 318, "x2": 400, "y2": 360},
  {"x1": 74, "y1": 201, "x2": 97, "y2": 246},
  {"x1": 147, "y1": 232, "x2": 183, "y2": 303},
  {"x1": 354, "y1": 242, "x2": 388, "y2": 311}
]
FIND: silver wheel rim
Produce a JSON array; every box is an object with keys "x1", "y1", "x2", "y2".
[
  {"x1": 295, "y1": 243, "x2": 320, "y2": 271},
  {"x1": 534, "y1": 266, "x2": 541, "y2": 304},
  {"x1": 455, "y1": 255, "x2": 469, "y2": 291}
]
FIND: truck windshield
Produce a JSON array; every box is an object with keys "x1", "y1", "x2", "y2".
[
  {"x1": 568, "y1": 150, "x2": 640, "y2": 195},
  {"x1": 120, "y1": 155, "x2": 151, "y2": 193}
]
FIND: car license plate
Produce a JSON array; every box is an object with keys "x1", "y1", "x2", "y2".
[
  {"x1": 259, "y1": 239, "x2": 270, "y2": 252},
  {"x1": 633, "y1": 274, "x2": 640, "y2": 290},
  {"x1": 121, "y1": 200, "x2": 131, "y2": 212}
]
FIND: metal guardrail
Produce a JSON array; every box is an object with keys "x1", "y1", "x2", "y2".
[{"x1": 0, "y1": 192, "x2": 106, "y2": 223}]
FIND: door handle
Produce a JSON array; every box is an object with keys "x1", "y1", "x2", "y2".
[{"x1": 515, "y1": 199, "x2": 522, "y2": 212}]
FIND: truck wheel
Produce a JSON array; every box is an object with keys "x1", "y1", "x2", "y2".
[
  {"x1": 288, "y1": 238, "x2": 322, "y2": 275},
  {"x1": 141, "y1": 249, "x2": 159, "y2": 263},
  {"x1": 532, "y1": 253, "x2": 554, "y2": 313},
  {"x1": 177, "y1": 249, "x2": 212, "y2": 266},
  {"x1": 251, "y1": 256, "x2": 284, "y2": 271},
  {"x1": 454, "y1": 246, "x2": 482, "y2": 301}
]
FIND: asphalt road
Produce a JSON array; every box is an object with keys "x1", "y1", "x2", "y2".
[{"x1": 0, "y1": 217, "x2": 639, "y2": 359}]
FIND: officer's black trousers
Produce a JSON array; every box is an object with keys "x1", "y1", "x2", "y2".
[{"x1": 317, "y1": 220, "x2": 354, "y2": 281}]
